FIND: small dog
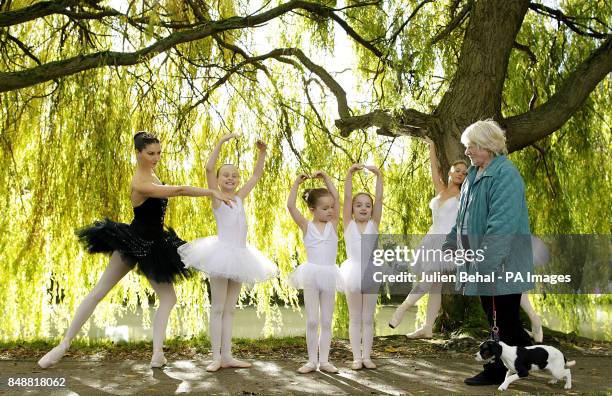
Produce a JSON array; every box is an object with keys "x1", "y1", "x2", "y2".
[{"x1": 475, "y1": 340, "x2": 576, "y2": 391}]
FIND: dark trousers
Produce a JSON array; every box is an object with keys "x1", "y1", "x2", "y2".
[{"x1": 479, "y1": 294, "x2": 533, "y2": 379}]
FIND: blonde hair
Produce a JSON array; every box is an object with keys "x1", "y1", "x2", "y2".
[
  {"x1": 451, "y1": 159, "x2": 468, "y2": 168},
  {"x1": 352, "y1": 192, "x2": 373, "y2": 210},
  {"x1": 461, "y1": 119, "x2": 508, "y2": 156}
]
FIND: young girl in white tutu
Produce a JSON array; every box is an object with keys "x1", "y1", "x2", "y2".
[
  {"x1": 287, "y1": 171, "x2": 343, "y2": 374},
  {"x1": 341, "y1": 164, "x2": 383, "y2": 370},
  {"x1": 178, "y1": 133, "x2": 278, "y2": 372}
]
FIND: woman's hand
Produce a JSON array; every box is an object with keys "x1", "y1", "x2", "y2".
[
  {"x1": 220, "y1": 133, "x2": 238, "y2": 143},
  {"x1": 213, "y1": 190, "x2": 236, "y2": 207},
  {"x1": 255, "y1": 139, "x2": 267, "y2": 152}
]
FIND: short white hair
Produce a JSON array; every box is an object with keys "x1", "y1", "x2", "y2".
[{"x1": 461, "y1": 119, "x2": 508, "y2": 156}]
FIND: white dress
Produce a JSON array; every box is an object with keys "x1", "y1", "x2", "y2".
[
  {"x1": 340, "y1": 220, "x2": 379, "y2": 293},
  {"x1": 412, "y1": 195, "x2": 460, "y2": 274},
  {"x1": 177, "y1": 196, "x2": 278, "y2": 283},
  {"x1": 289, "y1": 221, "x2": 344, "y2": 292}
]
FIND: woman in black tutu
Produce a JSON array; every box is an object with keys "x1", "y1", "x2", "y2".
[{"x1": 38, "y1": 131, "x2": 233, "y2": 369}]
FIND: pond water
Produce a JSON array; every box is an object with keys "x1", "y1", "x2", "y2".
[{"x1": 59, "y1": 304, "x2": 610, "y2": 343}]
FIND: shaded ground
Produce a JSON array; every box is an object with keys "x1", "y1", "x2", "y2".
[{"x1": 1, "y1": 332, "x2": 610, "y2": 395}]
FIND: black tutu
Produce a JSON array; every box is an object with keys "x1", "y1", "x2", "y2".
[{"x1": 76, "y1": 197, "x2": 192, "y2": 284}]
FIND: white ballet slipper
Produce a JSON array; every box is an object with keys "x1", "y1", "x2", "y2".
[
  {"x1": 37, "y1": 343, "x2": 69, "y2": 369},
  {"x1": 351, "y1": 359, "x2": 363, "y2": 370},
  {"x1": 388, "y1": 303, "x2": 409, "y2": 329},
  {"x1": 405, "y1": 327, "x2": 433, "y2": 339},
  {"x1": 319, "y1": 362, "x2": 339, "y2": 373},
  {"x1": 362, "y1": 359, "x2": 377, "y2": 369},
  {"x1": 297, "y1": 362, "x2": 317, "y2": 374},
  {"x1": 150, "y1": 351, "x2": 167, "y2": 368},
  {"x1": 221, "y1": 356, "x2": 251, "y2": 368},
  {"x1": 206, "y1": 359, "x2": 222, "y2": 372},
  {"x1": 532, "y1": 321, "x2": 543, "y2": 343}
]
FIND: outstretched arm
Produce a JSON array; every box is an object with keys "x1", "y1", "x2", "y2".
[
  {"x1": 313, "y1": 170, "x2": 340, "y2": 227},
  {"x1": 426, "y1": 137, "x2": 446, "y2": 194},
  {"x1": 237, "y1": 140, "x2": 267, "y2": 200},
  {"x1": 343, "y1": 164, "x2": 363, "y2": 229},
  {"x1": 366, "y1": 165, "x2": 384, "y2": 225},
  {"x1": 206, "y1": 133, "x2": 238, "y2": 190},
  {"x1": 132, "y1": 180, "x2": 235, "y2": 206},
  {"x1": 287, "y1": 174, "x2": 309, "y2": 234}
]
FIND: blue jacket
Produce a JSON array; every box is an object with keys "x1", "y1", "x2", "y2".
[{"x1": 443, "y1": 155, "x2": 534, "y2": 296}]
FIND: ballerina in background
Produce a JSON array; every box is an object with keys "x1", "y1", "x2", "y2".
[
  {"x1": 388, "y1": 137, "x2": 467, "y2": 337},
  {"x1": 389, "y1": 137, "x2": 544, "y2": 342}
]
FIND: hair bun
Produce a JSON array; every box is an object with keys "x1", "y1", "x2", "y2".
[
  {"x1": 301, "y1": 189, "x2": 312, "y2": 203},
  {"x1": 133, "y1": 131, "x2": 160, "y2": 151}
]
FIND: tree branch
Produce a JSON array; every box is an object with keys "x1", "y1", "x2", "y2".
[
  {"x1": 0, "y1": 0, "x2": 378, "y2": 93},
  {"x1": 429, "y1": 0, "x2": 471, "y2": 45},
  {"x1": 335, "y1": 108, "x2": 431, "y2": 137},
  {"x1": 0, "y1": 0, "x2": 125, "y2": 27},
  {"x1": 504, "y1": 37, "x2": 612, "y2": 152},
  {"x1": 388, "y1": 0, "x2": 433, "y2": 46},
  {"x1": 5, "y1": 33, "x2": 42, "y2": 65},
  {"x1": 528, "y1": 2, "x2": 611, "y2": 39},
  {"x1": 513, "y1": 41, "x2": 537, "y2": 64},
  {"x1": 0, "y1": 0, "x2": 79, "y2": 27}
]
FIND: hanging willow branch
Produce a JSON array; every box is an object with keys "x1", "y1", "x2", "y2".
[{"x1": 0, "y1": 0, "x2": 382, "y2": 92}]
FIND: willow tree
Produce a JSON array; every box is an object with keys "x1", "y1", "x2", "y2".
[{"x1": 0, "y1": 0, "x2": 610, "y2": 339}]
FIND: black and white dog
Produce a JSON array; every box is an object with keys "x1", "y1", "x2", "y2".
[{"x1": 476, "y1": 340, "x2": 576, "y2": 391}]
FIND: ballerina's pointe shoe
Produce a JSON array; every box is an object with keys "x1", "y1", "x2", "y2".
[
  {"x1": 206, "y1": 360, "x2": 222, "y2": 372},
  {"x1": 351, "y1": 359, "x2": 363, "y2": 370},
  {"x1": 362, "y1": 359, "x2": 377, "y2": 369},
  {"x1": 532, "y1": 321, "x2": 543, "y2": 343},
  {"x1": 318, "y1": 362, "x2": 339, "y2": 374},
  {"x1": 388, "y1": 305, "x2": 408, "y2": 329},
  {"x1": 405, "y1": 327, "x2": 433, "y2": 339},
  {"x1": 297, "y1": 362, "x2": 317, "y2": 374},
  {"x1": 37, "y1": 343, "x2": 69, "y2": 369},
  {"x1": 220, "y1": 357, "x2": 252, "y2": 368},
  {"x1": 150, "y1": 351, "x2": 167, "y2": 368}
]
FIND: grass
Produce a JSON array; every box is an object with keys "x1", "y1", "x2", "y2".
[{"x1": 1, "y1": 329, "x2": 609, "y2": 362}]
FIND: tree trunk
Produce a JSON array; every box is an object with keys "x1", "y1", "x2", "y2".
[{"x1": 427, "y1": 0, "x2": 530, "y2": 332}]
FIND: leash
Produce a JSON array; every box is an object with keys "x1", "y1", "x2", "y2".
[{"x1": 492, "y1": 296, "x2": 500, "y2": 342}]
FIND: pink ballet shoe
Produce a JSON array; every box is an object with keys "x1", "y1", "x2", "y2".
[
  {"x1": 405, "y1": 327, "x2": 433, "y2": 339},
  {"x1": 318, "y1": 362, "x2": 339, "y2": 373},
  {"x1": 351, "y1": 359, "x2": 363, "y2": 370},
  {"x1": 206, "y1": 359, "x2": 222, "y2": 372},
  {"x1": 37, "y1": 343, "x2": 69, "y2": 369},
  {"x1": 221, "y1": 356, "x2": 251, "y2": 368},
  {"x1": 297, "y1": 362, "x2": 317, "y2": 374},
  {"x1": 150, "y1": 351, "x2": 167, "y2": 368}
]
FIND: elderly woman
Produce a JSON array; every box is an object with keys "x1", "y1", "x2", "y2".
[{"x1": 443, "y1": 119, "x2": 534, "y2": 386}]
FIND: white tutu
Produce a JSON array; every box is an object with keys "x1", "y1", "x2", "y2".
[
  {"x1": 411, "y1": 233, "x2": 456, "y2": 274},
  {"x1": 531, "y1": 235, "x2": 550, "y2": 267},
  {"x1": 341, "y1": 220, "x2": 380, "y2": 293},
  {"x1": 408, "y1": 196, "x2": 461, "y2": 275},
  {"x1": 178, "y1": 236, "x2": 278, "y2": 283},
  {"x1": 289, "y1": 261, "x2": 344, "y2": 292},
  {"x1": 340, "y1": 258, "x2": 381, "y2": 293}
]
